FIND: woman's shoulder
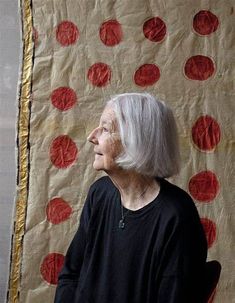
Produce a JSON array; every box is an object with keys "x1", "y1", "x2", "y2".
[
  {"x1": 90, "y1": 175, "x2": 114, "y2": 191},
  {"x1": 160, "y1": 178, "x2": 192, "y2": 201},
  {"x1": 159, "y1": 178, "x2": 200, "y2": 222},
  {"x1": 87, "y1": 176, "x2": 116, "y2": 202}
]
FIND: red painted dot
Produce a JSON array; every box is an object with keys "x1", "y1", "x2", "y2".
[
  {"x1": 40, "y1": 253, "x2": 65, "y2": 285},
  {"x1": 192, "y1": 115, "x2": 221, "y2": 151},
  {"x1": 184, "y1": 55, "x2": 215, "y2": 81},
  {"x1": 51, "y1": 87, "x2": 77, "y2": 111},
  {"x1": 208, "y1": 288, "x2": 217, "y2": 303},
  {"x1": 33, "y1": 27, "x2": 38, "y2": 46},
  {"x1": 134, "y1": 64, "x2": 160, "y2": 87},
  {"x1": 189, "y1": 171, "x2": 219, "y2": 202},
  {"x1": 99, "y1": 20, "x2": 123, "y2": 46},
  {"x1": 46, "y1": 198, "x2": 72, "y2": 224},
  {"x1": 56, "y1": 21, "x2": 79, "y2": 46},
  {"x1": 50, "y1": 135, "x2": 78, "y2": 168},
  {"x1": 87, "y1": 63, "x2": 111, "y2": 87},
  {"x1": 193, "y1": 10, "x2": 219, "y2": 35},
  {"x1": 143, "y1": 17, "x2": 166, "y2": 42},
  {"x1": 201, "y1": 218, "x2": 217, "y2": 248}
]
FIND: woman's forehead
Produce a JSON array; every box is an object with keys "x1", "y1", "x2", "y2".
[{"x1": 100, "y1": 107, "x2": 117, "y2": 124}]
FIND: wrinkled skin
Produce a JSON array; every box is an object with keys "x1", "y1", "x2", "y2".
[{"x1": 87, "y1": 106, "x2": 123, "y2": 173}]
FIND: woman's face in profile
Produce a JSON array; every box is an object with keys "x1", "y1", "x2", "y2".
[{"x1": 87, "y1": 106, "x2": 123, "y2": 173}]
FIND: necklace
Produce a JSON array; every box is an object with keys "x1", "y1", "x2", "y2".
[
  {"x1": 118, "y1": 205, "x2": 130, "y2": 229},
  {"x1": 118, "y1": 184, "x2": 150, "y2": 230}
]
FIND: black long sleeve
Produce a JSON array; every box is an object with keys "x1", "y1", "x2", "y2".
[
  {"x1": 156, "y1": 214, "x2": 207, "y2": 302},
  {"x1": 54, "y1": 188, "x2": 93, "y2": 303}
]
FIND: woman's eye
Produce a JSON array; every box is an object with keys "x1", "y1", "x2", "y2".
[{"x1": 103, "y1": 127, "x2": 109, "y2": 132}]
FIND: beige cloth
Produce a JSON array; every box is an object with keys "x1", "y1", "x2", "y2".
[{"x1": 9, "y1": 0, "x2": 235, "y2": 302}]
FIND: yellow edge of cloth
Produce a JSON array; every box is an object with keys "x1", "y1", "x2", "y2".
[{"x1": 7, "y1": 0, "x2": 33, "y2": 302}]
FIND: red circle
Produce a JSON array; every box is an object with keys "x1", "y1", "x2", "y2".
[
  {"x1": 208, "y1": 288, "x2": 217, "y2": 303},
  {"x1": 193, "y1": 10, "x2": 219, "y2": 35},
  {"x1": 50, "y1": 135, "x2": 78, "y2": 168},
  {"x1": 192, "y1": 115, "x2": 221, "y2": 151},
  {"x1": 56, "y1": 21, "x2": 79, "y2": 46},
  {"x1": 99, "y1": 20, "x2": 123, "y2": 46},
  {"x1": 46, "y1": 198, "x2": 72, "y2": 224},
  {"x1": 189, "y1": 171, "x2": 219, "y2": 202},
  {"x1": 184, "y1": 55, "x2": 215, "y2": 80},
  {"x1": 51, "y1": 87, "x2": 77, "y2": 111},
  {"x1": 134, "y1": 64, "x2": 160, "y2": 87},
  {"x1": 87, "y1": 63, "x2": 111, "y2": 87},
  {"x1": 200, "y1": 218, "x2": 217, "y2": 248},
  {"x1": 143, "y1": 17, "x2": 166, "y2": 42},
  {"x1": 40, "y1": 253, "x2": 65, "y2": 285},
  {"x1": 33, "y1": 27, "x2": 38, "y2": 46}
]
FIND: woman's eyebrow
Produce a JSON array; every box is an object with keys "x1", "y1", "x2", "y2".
[{"x1": 100, "y1": 120, "x2": 113, "y2": 127}]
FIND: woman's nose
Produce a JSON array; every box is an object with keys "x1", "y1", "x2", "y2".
[{"x1": 87, "y1": 128, "x2": 99, "y2": 144}]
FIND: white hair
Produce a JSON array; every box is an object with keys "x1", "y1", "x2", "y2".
[{"x1": 107, "y1": 92, "x2": 180, "y2": 178}]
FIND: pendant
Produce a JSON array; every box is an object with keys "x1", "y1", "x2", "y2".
[{"x1": 119, "y1": 219, "x2": 125, "y2": 229}]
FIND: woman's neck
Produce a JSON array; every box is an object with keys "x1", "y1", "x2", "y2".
[{"x1": 108, "y1": 169, "x2": 160, "y2": 211}]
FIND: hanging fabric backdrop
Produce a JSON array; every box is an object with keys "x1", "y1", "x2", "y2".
[{"x1": 7, "y1": 0, "x2": 235, "y2": 302}]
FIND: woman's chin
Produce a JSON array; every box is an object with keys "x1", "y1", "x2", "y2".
[
  {"x1": 93, "y1": 161, "x2": 103, "y2": 171},
  {"x1": 92, "y1": 159, "x2": 118, "y2": 173}
]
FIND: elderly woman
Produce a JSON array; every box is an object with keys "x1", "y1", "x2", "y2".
[{"x1": 54, "y1": 93, "x2": 207, "y2": 303}]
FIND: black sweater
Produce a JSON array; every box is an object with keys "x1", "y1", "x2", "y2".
[{"x1": 54, "y1": 176, "x2": 207, "y2": 303}]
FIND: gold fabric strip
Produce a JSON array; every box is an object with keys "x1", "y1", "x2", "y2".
[{"x1": 7, "y1": 0, "x2": 33, "y2": 302}]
